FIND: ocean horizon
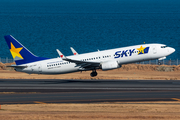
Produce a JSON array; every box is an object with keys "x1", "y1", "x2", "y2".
[{"x1": 0, "y1": 0, "x2": 180, "y2": 60}]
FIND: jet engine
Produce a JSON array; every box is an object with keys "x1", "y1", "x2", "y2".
[{"x1": 101, "y1": 61, "x2": 121, "y2": 71}]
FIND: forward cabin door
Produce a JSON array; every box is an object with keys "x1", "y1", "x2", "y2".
[{"x1": 153, "y1": 46, "x2": 157, "y2": 54}]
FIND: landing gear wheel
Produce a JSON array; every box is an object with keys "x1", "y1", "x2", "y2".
[
  {"x1": 90, "y1": 70, "x2": 98, "y2": 77},
  {"x1": 158, "y1": 61, "x2": 162, "y2": 65}
]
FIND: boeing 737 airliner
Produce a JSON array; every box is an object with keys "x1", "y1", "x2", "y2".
[{"x1": 4, "y1": 35, "x2": 175, "y2": 77}]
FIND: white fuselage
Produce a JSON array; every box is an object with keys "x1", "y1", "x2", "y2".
[{"x1": 15, "y1": 43, "x2": 175, "y2": 74}]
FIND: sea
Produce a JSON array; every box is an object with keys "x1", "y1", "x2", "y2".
[{"x1": 0, "y1": 0, "x2": 180, "y2": 60}]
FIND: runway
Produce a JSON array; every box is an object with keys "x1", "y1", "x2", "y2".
[{"x1": 0, "y1": 79, "x2": 180, "y2": 104}]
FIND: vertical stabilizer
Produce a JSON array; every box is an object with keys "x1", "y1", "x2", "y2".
[{"x1": 4, "y1": 35, "x2": 49, "y2": 65}]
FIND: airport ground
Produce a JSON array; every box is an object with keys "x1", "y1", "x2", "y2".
[
  {"x1": 0, "y1": 63, "x2": 180, "y2": 120},
  {"x1": 1, "y1": 101, "x2": 180, "y2": 120},
  {"x1": 1, "y1": 79, "x2": 180, "y2": 120}
]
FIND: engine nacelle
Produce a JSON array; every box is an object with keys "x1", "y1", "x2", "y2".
[{"x1": 101, "y1": 61, "x2": 120, "y2": 71}]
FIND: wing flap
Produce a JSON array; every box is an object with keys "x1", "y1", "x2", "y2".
[
  {"x1": 62, "y1": 57, "x2": 100, "y2": 68},
  {"x1": 56, "y1": 49, "x2": 101, "y2": 69},
  {"x1": 63, "y1": 57, "x2": 99, "y2": 64}
]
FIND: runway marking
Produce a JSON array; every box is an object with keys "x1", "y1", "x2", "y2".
[
  {"x1": 34, "y1": 101, "x2": 47, "y2": 104},
  {"x1": 171, "y1": 98, "x2": 180, "y2": 101}
]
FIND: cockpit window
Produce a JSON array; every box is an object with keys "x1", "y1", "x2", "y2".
[{"x1": 161, "y1": 46, "x2": 167, "y2": 48}]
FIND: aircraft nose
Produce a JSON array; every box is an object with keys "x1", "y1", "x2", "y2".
[{"x1": 169, "y1": 47, "x2": 175, "y2": 54}]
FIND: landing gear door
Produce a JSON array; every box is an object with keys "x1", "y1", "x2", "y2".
[{"x1": 153, "y1": 46, "x2": 157, "y2": 54}]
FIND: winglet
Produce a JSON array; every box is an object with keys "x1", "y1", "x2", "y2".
[
  {"x1": 70, "y1": 47, "x2": 78, "y2": 55},
  {"x1": 56, "y1": 49, "x2": 66, "y2": 58}
]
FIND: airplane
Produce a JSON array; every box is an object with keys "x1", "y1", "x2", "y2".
[{"x1": 4, "y1": 35, "x2": 175, "y2": 77}]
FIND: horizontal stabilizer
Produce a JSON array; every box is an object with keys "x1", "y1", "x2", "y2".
[{"x1": 6, "y1": 65, "x2": 27, "y2": 68}]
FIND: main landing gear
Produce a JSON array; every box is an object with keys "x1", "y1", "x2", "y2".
[{"x1": 90, "y1": 70, "x2": 98, "y2": 77}]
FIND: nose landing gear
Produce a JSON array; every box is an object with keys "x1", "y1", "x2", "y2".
[{"x1": 90, "y1": 70, "x2": 98, "y2": 77}]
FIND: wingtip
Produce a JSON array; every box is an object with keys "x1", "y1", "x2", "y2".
[{"x1": 56, "y1": 49, "x2": 66, "y2": 58}]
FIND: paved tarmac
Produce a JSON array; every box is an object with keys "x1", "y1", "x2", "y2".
[{"x1": 0, "y1": 79, "x2": 180, "y2": 104}]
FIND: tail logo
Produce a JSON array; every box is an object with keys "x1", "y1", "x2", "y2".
[{"x1": 10, "y1": 42, "x2": 24, "y2": 60}]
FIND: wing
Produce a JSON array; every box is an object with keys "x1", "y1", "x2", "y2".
[
  {"x1": 56, "y1": 49, "x2": 101, "y2": 69},
  {"x1": 62, "y1": 57, "x2": 101, "y2": 69}
]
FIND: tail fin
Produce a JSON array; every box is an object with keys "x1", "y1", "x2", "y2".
[{"x1": 4, "y1": 35, "x2": 49, "y2": 65}]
